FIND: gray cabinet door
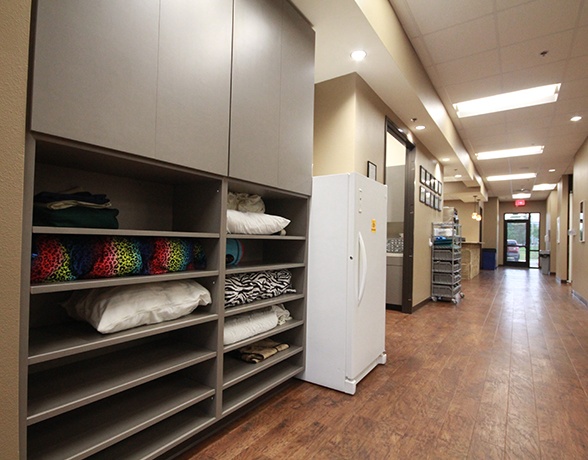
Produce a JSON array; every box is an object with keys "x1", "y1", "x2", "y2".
[
  {"x1": 278, "y1": 2, "x2": 315, "y2": 195},
  {"x1": 30, "y1": 0, "x2": 159, "y2": 157},
  {"x1": 156, "y1": 0, "x2": 232, "y2": 175},
  {"x1": 229, "y1": 0, "x2": 282, "y2": 188}
]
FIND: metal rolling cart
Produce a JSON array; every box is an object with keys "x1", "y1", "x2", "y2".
[{"x1": 431, "y1": 223, "x2": 464, "y2": 303}]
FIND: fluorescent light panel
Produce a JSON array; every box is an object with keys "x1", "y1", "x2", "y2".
[
  {"x1": 513, "y1": 193, "x2": 531, "y2": 199},
  {"x1": 453, "y1": 83, "x2": 561, "y2": 118},
  {"x1": 533, "y1": 183, "x2": 557, "y2": 191},
  {"x1": 476, "y1": 145, "x2": 544, "y2": 160},
  {"x1": 486, "y1": 172, "x2": 536, "y2": 182}
]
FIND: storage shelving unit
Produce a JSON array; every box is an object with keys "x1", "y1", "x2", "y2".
[
  {"x1": 431, "y1": 223, "x2": 463, "y2": 304},
  {"x1": 22, "y1": 136, "x2": 309, "y2": 459}
]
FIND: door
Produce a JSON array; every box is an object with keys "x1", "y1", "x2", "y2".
[
  {"x1": 31, "y1": 0, "x2": 160, "y2": 157},
  {"x1": 156, "y1": 0, "x2": 233, "y2": 175},
  {"x1": 504, "y1": 213, "x2": 530, "y2": 267},
  {"x1": 230, "y1": 0, "x2": 282, "y2": 187},
  {"x1": 346, "y1": 174, "x2": 386, "y2": 380},
  {"x1": 529, "y1": 212, "x2": 541, "y2": 268}
]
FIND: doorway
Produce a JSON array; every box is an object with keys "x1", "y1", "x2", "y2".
[
  {"x1": 385, "y1": 119, "x2": 415, "y2": 313},
  {"x1": 504, "y1": 212, "x2": 541, "y2": 268}
]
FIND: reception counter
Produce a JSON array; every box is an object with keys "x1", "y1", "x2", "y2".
[{"x1": 462, "y1": 242, "x2": 482, "y2": 280}]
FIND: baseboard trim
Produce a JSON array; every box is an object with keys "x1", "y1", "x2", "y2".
[{"x1": 572, "y1": 290, "x2": 588, "y2": 307}]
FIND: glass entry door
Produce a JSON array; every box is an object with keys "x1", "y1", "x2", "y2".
[
  {"x1": 529, "y1": 213, "x2": 540, "y2": 268},
  {"x1": 504, "y1": 213, "x2": 530, "y2": 267}
]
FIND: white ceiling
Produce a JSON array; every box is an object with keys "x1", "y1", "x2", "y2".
[{"x1": 291, "y1": 0, "x2": 588, "y2": 202}]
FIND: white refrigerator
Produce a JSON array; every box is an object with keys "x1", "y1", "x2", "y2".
[{"x1": 300, "y1": 172, "x2": 387, "y2": 394}]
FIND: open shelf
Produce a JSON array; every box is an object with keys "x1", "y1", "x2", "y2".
[
  {"x1": 30, "y1": 269, "x2": 220, "y2": 294},
  {"x1": 27, "y1": 374, "x2": 215, "y2": 460},
  {"x1": 28, "y1": 340, "x2": 216, "y2": 424},
  {"x1": 223, "y1": 344, "x2": 303, "y2": 389},
  {"x1": 28, "y1": 311, "x2": 218, "y2": 365},
  {"x1": 221, "y1": 360, "x2": 303, "y2": 417},
  {"x1": 226, "y1": 233, "x2": 305, "y2": 241},
  {"x1": 224, "y1": 293, "x2": 304, "y2": 317},
  {"x1": 33, "y1": 226, "x2": 219, "y2": 239},
  {"x1": 88, "y1": 403, "x2": 216, "y2": 460},
  {"x1": 225, "y1": 262, "x2": 304, "y2": 275},
  {"x1": 223, "y1": 319, "x2": 304, "y2": 353}
]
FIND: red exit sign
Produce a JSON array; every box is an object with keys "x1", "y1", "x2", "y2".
[{"x1": 515, "y1": 199, "x2": 526, "y2": 207}]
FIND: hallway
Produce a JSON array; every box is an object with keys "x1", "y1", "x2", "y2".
[{"x1": 180, "y1": 268, "x2": 588, "y2": 459}]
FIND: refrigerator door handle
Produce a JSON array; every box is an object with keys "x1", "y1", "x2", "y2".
[{"x1": 358, "y1": 232, "x2": 368, "y2": 304}]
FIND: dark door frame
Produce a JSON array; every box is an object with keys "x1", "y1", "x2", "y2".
[
  {"x1": 503, "y1": 213, "x2": 531, "y2": 268},
  {"x1": 385, "y1": 118, "x2": 415, "y2": 314}
]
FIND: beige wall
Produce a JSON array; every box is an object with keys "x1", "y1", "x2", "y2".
[
  {"x1": 572, "y1": 138, "x2": 588, "y2": 299},
  {"x1": 482, "y1": 197, "x2": 499, "y2": 249},
  {"x1": 0, "y1": 0, "x2": 30, "y2": 456},
  {"x1": 313, "y1": 73, "x2": 389, "y2": 183},
  {"x1": 413, "y1": 149, "x2": 443, "y2": 305},
  {"x1": 546, "y1": 189, "x2": 559, "y2": 274},
  {"x1": 313, "y1": 75, "x2": 357, "y2": 177},
  {"x1": 313, "y1": 72, "x2": 440, "y2": 309},
  {"x1": 444, "y1": 200, "x2": 481, "y2": 243},
  {"x1": 556, "y1": 176, "x2": 570, "y2": 281},
  {"x1": 354, "y1": 75, "x2": 387, "y2": 180}
]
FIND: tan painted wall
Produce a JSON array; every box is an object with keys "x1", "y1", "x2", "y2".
[
  {"x1": 498, "y1": 201, "x2": 547, "y2": 265},
  {"x1": 556, "y1": 176, "x2": 570, "y2": 281},
  {"x1": 313, "y1": 72, "x2": 440, "y2": 308},
  {"x1": 313, "y1": 75, "x2": 356, "y2": 177},
  {"x1": 572, "y1": 138, "x2": 588, "y2": 299},
  {"x1": 443, "y1": 200, "x2": 481, "y2": 243},
  {"x1": 482, "y1": 197, "x2": 499, "y2": 249},
  {"x1": 546, "y1": 189, "x2": 559, "y2": 274},
  {"x1": 313, "y1": 73, "x2": 389, "y2": 183},
  {"x1": 354, "y1": 75, "x2": 387, "y2": 181},
  {"x1": 413, "y1": 150, "x2": 443, "y2": 305},
  {"x1": 0, "y1": 0, "x2": 30, "y2": 456}
]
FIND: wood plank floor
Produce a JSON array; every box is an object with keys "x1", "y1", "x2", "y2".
[{"x1": 178, "y1": 268, "x2": 588, "y2": 459}]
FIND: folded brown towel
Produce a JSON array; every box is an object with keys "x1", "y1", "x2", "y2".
[{"x1": 239, "y1": 338, "x2": 289, "y2": 363}]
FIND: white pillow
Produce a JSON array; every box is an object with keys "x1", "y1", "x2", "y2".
[
  {"x1": 62, "y1": 280, "x2": 211, "y2": 334},
  {"x1": 227, "y1": 209, "x2": 290, "y2": 234}
]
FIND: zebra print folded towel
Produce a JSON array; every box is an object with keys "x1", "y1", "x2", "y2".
[{"x1": 225, "y1": 269, "x2": 295, "y2": 307}]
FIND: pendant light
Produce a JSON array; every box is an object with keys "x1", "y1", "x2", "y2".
[{"x1": 471, "y1": 196, "x2": 482, "y2": 221}]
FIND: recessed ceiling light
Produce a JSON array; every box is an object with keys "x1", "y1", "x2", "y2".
[
  {"x1": 454, "y1": 174, "x2": 462, "y2": 178},
  {"x1": 486, "y1": 172, "x2": 537, "y2": 182},
  {"x1": 533, "y1": 183, "x2": 557, "y2": 191},
  {"x1": 476, "y1": 145, "x2": 544, "y2": 160},
  {"x1": 571, "y1": 115, "x2": 582, "y2": 122},
  {"x1": 513, "y1": 193, "x2": 531, "y2": 199},
  {"x1": 350, "y1": 50, "x2": 367, "y2": 61},
  {"x1": 415, "y1": 125, "x2": 425, "y2": 130},
  {"x1": 453, "y1": 83, "x2": 561, "y2": 118},
  {"x1": 548, "y1": 168, "x2": 556, "y2": 172},
  {"x1": 441, "y1": 157, "x2": 450, "y2": 162}
]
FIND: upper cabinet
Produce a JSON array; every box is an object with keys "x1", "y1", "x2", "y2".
[
  {"x1": 30, "y1": 0, "x2": 313, "y2": 194},
  {"x1": 230, "y1": 0, "x2": 282, "y2": 188},
  {"x1": 156, "y1": 0, "x2": 233, "y2": 175},
  {"x1": 278, "y1": 1, "x2": 315, "y2": 195},
  {"x1": 30, "y1": 0, "x2": 160, "y2": 157},
  {"x1": 230, "y1": 0, "x2": 314, "y2": 195}
]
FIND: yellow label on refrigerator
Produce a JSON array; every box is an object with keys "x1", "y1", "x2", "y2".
[{"x1": 371, "y1": 219, "x2": 377, "y2": 232}]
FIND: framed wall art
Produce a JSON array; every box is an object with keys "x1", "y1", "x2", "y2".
[{"x1": 367, "y1": 161, "x2": 377, "y2": 180}]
